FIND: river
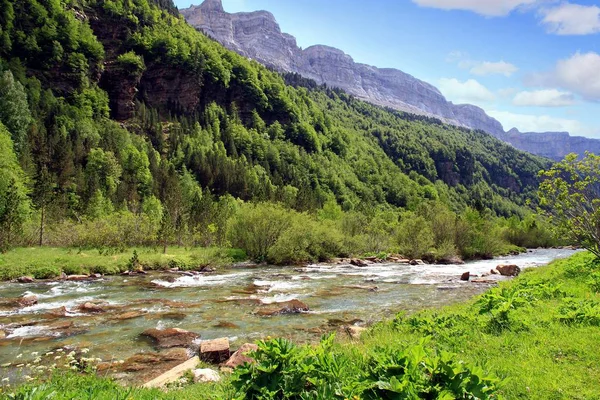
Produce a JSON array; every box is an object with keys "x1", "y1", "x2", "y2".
[{"x1": 0, "y1": 248, "x2": 577, "y2": 370}]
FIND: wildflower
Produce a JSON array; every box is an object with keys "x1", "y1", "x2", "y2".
[
  {"x1": 33, "y1": 357, "x2": 41, "y2": 364},
  {"x1": 54, "y1": 356, "x2": 61, "y2": 360},
  {"x1": 80, "y1": 348, "x2": 89, "y2": 354},
  {"x1": 24, "y1": 376, "x2": 33, "y2": 382},
  {"x1": 1, "y1": 378, "x2": 8, "y2": 383}
]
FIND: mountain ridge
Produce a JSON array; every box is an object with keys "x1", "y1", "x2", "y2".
[
  {"x1": 180, "y1": 0, "x2": 506, "y2": 137},
  {"x1": 181, "y1": 0, "x2": 599, "y2": 161}
]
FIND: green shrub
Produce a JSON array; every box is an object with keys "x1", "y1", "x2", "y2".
[
  {"x1": 396, "y1": 214, "x2": 434, "y2": 259},
  {"x1": 364, "y1": 341, "x2": 502, "y2": 399},
  {"x1": 115, "y1": 51, "x2": 145, "y2": 75},
  {"x1": 227, "y1": 203, "x2": 291, "y2": 262},
  {"x1": 267, "y1": 216, "x2": 345, "y2": 264},
  {"x1": 558, "y1": 298, "x2": 600, "y2": 326},
  {"x1": 32, "y1": 265, "x2": 61, "y2": 279}
]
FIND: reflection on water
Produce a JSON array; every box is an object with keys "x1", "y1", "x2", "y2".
[{"x1": 0, "y1": 248, "x2": 577, "y2": 365}]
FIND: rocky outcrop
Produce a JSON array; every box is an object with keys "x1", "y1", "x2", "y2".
[
  {"x1": 495, "y1": 264, "x2": 521, "y2": 277},
  {"x1": 224, "y1": 343, "x2": 258, "y2": 368},
  {"x1": 141, "y1": 327, "x2": 200, "y2": 349},
  {"x1": 181, "y1": 0, "x2": 505, "y2": 136},
  {"x1": 200, "y1": 337, "x2": 231, "y2": 363},
  {"x1": 501, "y1": 128, "x2": 600, "y2": 161},
  {"x1": 182, "y1": 0, "x2": 600, "y2": 160},
  {"x1": 255, "y1": 299, "x2": 309, "y2": 316}
]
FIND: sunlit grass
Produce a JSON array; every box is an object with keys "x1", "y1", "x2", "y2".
[{"x1": 0, "y1": 246, "x2": 246, "y2": 280}]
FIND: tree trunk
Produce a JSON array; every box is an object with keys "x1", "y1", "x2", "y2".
[{"x1": 39, "y1": 205, "x2": 44, "y2": 246}]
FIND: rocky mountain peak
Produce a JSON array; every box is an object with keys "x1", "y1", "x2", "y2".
[
  {"x1": 199, "y1": 0, "x2": 224, "y2": 12},
  {"x1": 181, "y1": 2, "x2": 600, "y2": 160}
]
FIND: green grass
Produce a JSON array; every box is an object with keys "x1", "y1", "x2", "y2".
[
  {"x1": 0, "y1": 247, "x2": 247, "y2": 280},
  {"x1": 3, "y1": 252, "x2": 600, "y2": 399}
]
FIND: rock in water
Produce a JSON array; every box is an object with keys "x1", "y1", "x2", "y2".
[
  {"x1": 255, "y1": 299, "x2": 309, "y2": 316},
  {"x1": 200, "y1": 337, "x2": 230, "y2": 364},
  {"x1": 141, "y1": 328, "x2": 200, "y2": 349},
  {"x1": 17, "y1": 276, "x2": 35, "y2": 283},
  {"x1": 193, "y1": 368, "x2": 221, "y2": 383},
  {"x1": 496, "y1": 264, "x2": 521, "y2": 277},
  {"x1": 224, "y1": 343, "x2": 258, "y2": 368},
  {"x1": 77, "y1": 302, "x2": 105, "y2": 313},
  {"x1": 460, "y1": 271, "x2": 470, "y2": 281}
]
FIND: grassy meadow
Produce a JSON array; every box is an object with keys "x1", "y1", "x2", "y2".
[{"x1": 0, "y1": 247, "x2": 246, "y2": 281}]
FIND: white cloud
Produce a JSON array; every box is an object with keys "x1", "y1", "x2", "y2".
[
  {"x1": 438, "y1": 78, "x2": 496, "y2": 104},
  {"x1": 498, "y1": 87, "x2": 519, "y2": 97},
  {"x1": 469, "y1": 61, "x2": 518, "y2": 76},
  {"x1": 530, "y1": 52, "x2": 600, "y2": 101},
  {"x1": 512, "y1": 89, "x2": 576, "y2": 107},
  {"x1": 488, "y1": 110, "x2": 590, "y2": 135},
  {"x1": 411, "y1": 0, "x2": 538, "y2": 16},
  {"x1": 541, "y1": 3, "x2": 600, "y2": 35}
]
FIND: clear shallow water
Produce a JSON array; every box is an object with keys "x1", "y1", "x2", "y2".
[{"x1": 0, "y1": 249, "x2": 577, "y2": 366}]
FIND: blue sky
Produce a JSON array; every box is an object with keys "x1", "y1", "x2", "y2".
[{"x1": 174, "y1": 0, "x2": 600, "y2": 138}]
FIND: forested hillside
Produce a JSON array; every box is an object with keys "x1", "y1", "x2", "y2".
[{"x1": 0, "y1": 0, "x2": 554, "y2": 261}]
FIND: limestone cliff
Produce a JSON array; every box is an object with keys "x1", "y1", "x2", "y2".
[
  {"x1": 181, "y1": 0, "x2": 504, "y2": 136},
  {"x1": 501, "y1": 128, "x2": 600, "y2": 161},
  {"x1": 181, "y1": 0, "x2": 600, "y2": 161}
]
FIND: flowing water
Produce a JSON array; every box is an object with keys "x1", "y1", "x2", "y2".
[{"x1": 0, "y1": 249, "x2": 577, "y2": 368}]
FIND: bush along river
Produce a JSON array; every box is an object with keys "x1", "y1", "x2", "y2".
[{"x1": 0, "y1": 248, "x2": 577, "y2": 385}]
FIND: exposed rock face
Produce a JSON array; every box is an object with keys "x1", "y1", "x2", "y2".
[
  {"x1": 181, "y1": 0, "x2": 600, "y2": 161},
  {"x1": 501, "y1": 128, "x2": 600, "y2": 161},
  {"x1": 181, "y1": 0, "x2": 504, "y2": 136}
]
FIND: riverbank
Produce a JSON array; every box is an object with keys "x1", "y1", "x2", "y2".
[
  {"x1": 3, "y1": 250, "x2": 598, "y2": 398},
  {"x1": 0, "y1": 247, "x2": 247, "y2": 281}
]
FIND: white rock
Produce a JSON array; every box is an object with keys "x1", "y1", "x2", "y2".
[{"x1": 193, "y1": 368, "x2": 221, "y2": 383}]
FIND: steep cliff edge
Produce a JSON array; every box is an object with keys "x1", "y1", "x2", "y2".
[
  {"x1": 181, "y1": 0, "x2": 600, "y2": 161},
  {"x1": 180, "y1": 1, "x2": 504, "y2": 136},
  {"x1": 501, "y1": 128, "x2": 600, "y2": 161}
]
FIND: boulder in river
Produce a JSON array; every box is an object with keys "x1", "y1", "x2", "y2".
[
  {"x1": 490, "y1": 269, "x2": 499, "y2": 275},
  {"x1": 141, "y1": 327, "x2": 200, "y2": 349},
  {"x1": 77, "y1": 302, "x2": 106, "y2": 313},
  {"x1": 112, "y1": 311, "x2": 145, "y2": 321},
  {"x1": 0, "y1": 295, "x2": 38, "y2": 309},
  {"x1": 213, "y1": 321, "x2": 239, "y2": 329},
  {"x1": 200, "y1": 337, "x2": 230, "y2": 364},
  {"x1": 409, "y1": 259, "x2": 425, "y2": 265},
  {"x1": 350, "y1": 258, "x2": 369, "y2": 267},
  {"x1": 223, "y1": 343, "x2": 258, "y2": 368},
  {"x1": 460, "y1": 271, "x2": 470, "y2": 281},
  {"x1": 17, "y1": 276, "x2": 35, "y2": 283},
  {"x1": 496, "y1": 264, "x2": 521, "y2": 277},
  {"x1": 255, "y1": 299, "x2": 309, "y2": 316}
]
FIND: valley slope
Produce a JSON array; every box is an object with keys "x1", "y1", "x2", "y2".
[{"x1": 181, "y1": 0, "x2": 599, "y2": 161}]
